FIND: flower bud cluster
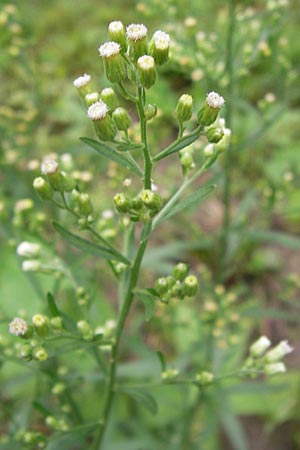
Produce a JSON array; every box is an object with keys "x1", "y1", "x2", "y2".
[
  {"x1": 154, "y1": 262, "x2": 199, "y2": 303},
  {"x1": 15, "y1": 429, "x2": 46, "y2": 448},
  {"x1": 34, "y1": 158, "x2": 75, "y2": 200},
  {"x1": 243, "y1": 336, "x2": 293, "y2": 377},
  {"x1": 114, "y1": 189, "x2": 162, "y2": 223}
]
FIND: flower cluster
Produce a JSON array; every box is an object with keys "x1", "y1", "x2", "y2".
[
  {"x1": 114, "y1": 188, "x2": 162, "y2": 223},
  {"x1": 154, "y1": 262, "x2": 199, "y2": 303}
]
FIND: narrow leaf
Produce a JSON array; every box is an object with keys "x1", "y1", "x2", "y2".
[
  {"x1": 153, "y1": 184, "x2": 215, "y2": 228},
  {"x1": 53, "y1": 221, "x2": 130, "y2": 264},
  {"x1": 219, "y1": 402, "x2": 249, "y2": 450},
  {"x1": 117, "y1": 387, "x2": 158, "y2": 415},
  {"x1": 242, "y1": 230, "x2": 300, "y2": 249},
  {"x1": 153, "y1": 128, "x2": 202, "y2": 161},
  {"x1": 80, "y1": 137, "x2": 143, "y2": 177},
  {"x1": 134, "y1": 288, "x2": 156, "y2": 321},
  {"x1": 116, "y1": 142, "x2": 145, "y2": 152},
  {"x1": 47, "y1": 292, "x2": 60, "y2": 317},
  {"x1": 156, "y1": 351, "x2": 166, "y2": 372}
]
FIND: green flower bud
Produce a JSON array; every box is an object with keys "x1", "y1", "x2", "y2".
[
  {"x1": 197, "y1": 91, "x2": 225, "y2": 126},
  {"x1": 77, "y1": 320, "x2": 93, "y2": 340},
  {"x1": 183, "y1": 275, "x2": 199, "y2": 297},
  {"x1": 87, "y1": 100, "x2": 117, "y2": 141},
  {"x1": 175, "y1": 94, "x2": 193, "y2": 123},
  {"x1": 155, "y1": 277, "x2": 169, "y2": 295},
  {"x1": 131, "y1": 196, "x2": 143, "y2": 211},
  {"x1": 19, "y1": 344, "x2": 33, "y2": 361},
  {"x1": 73, "y1": 74, "x2": 93, "y2": 98},
  {"x1": 170, "y1": 281, "x2": 183, "y2": 298},
  {"x1": 126, "y1": 23, "x2": 148, "y2": 62},
  {"x1": 108, "y1": 21, "x2": 127, "y2": 53},
  {"x1": 206, "y1": 126, "x2": 224, "y2": 143},
  {"x1": 173, "y1": 262, "x2": 189, "y2": 281},
  {"x1": 114, "y1": 192, "x2": 131, "y2": 213},
  {"x1": 166, "y1": 276, "x2": 176, "y2": 289},
  {"x1": 32, "y1": 314, "x2": 50, "y2": 338},
  {"x1": 33, "y1": 177, "x2": 54, "y2": 200},
  {"x1": 100, "y1": 87, "x2": 118, "y2": 111},
  {"x1": 70, "y1": 189, "x2": 80, "y2": 210},
  {"x1": 144, "y1": 103, "x2": 157, "y2": 120},
  {"x1": 137, "y1": 55, "x2": 157, "y2": 89},
  {"x1": 215, "y1": 128, "x2": 231, "y2": 152},
  {"x1": 40, "y1": 159, "x2": 66, "y2": 192},
  {"x1": 149, "y1": 30, "x2": 170, "y2": 65},
  {"x1": 78, "y1": 193, "x2": 93, "y2": 216},
  {"x1": 85, "y1": 92, "x2": 100, "y2": 107},
  {"x1": 195, "y1": 371, "x2": 214, "y2": 385},
  {"x1": 139, "y1": 189, "x2": 161, "y2": 210},
  {"x1": 112, "y1": 107, "x2": 131, "y2": 131},
  {"x1": 50, "y1": 317, "x2": 63, "y2": 332},
  {"x1": 33, "y1": 347, "x2": 48, "y2": 361},
  {"x1": 60, "y1": 171, "x2": 75, "y2": 192},
  {"x1": 98, "y1": 41, "x2": 127, "y2": 83},
  {"x1": 140, "y1": 210, "x2": 151, "y2": 224},
  {"x1": 161, "y1": 368, "x2": 179, "y2": 380},
  {"x1": 179, "y1": 150, "x2": 195, "y2": 172}
]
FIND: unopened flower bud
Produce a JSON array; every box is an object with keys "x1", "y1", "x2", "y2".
[
  {"x1": 17, "y1": 241, "x2": 41, "y2": 258},
  {"x1": 77, "y1": 320, "x2": 93, "y2": 340},
  {"x1": 114, "y1": 192, "x2": 131, "y2": 213},
  {"x1": 173, "y1": 262, "x2": 189, "y2": 281},
  {"x1": 144, "y1": 103, "x2": 157, "y2": 120},
  {"x1": 180, "y1": 150, "x2": 195, "y2": 172},
  {"x1": 139, "y1": 189, "x2": 161, "y2": 210},
  {"x1": 183, "y1": 275, "x2": 199, "y2": 297},
  {"x1": 206, "y1": 126, "x2": 224, "y2": 143},
  {"x1": 250, "y1": 336, "x2": 271, "y2": 358},
  {"x1": 170, "y1": 281, "x2": 182, "y2": 298},
  {"x1": 265, "y1": 340, "x2": 293, "y2": 363},
  {"x1": 87, "y1": 101, "x2": 117, "y2": 141},
  {"x1": 155, "y1": 277, "x2": 169, "y2": 295},
  {"x1": 100, "y1": 87, "x2": 118, "y2": 111},
  {"x1": 195, "y1": 371, "x2": 214, "y2": 385},
  {"x1": 197, "y1": 91, "x2": 225, "y2": 126},
  {"x1": 108, "y1": 21, "x2": 127, "y2": 53},
  {"x1": 22, "y1": 260, "x2": 41, "y2": 272},
  {"x1": 78, "y1": 193, "x2": 93, "y2": 216},
  {"x1": 60, "y1": 171, "x2": 75, "y2": 192},
  {"x1": 175, "y1": 94, "x2": 193, "y2": 123},
  {"x1": 32, "y1": 314, "x2": 50, "y2": 338},
  {"x1": 126, "y1": 23, "x2": 148, "y2": 61},
  {"x1": 73, "y1": 74, "x2": 92, "y2": 97},
  {"x1": 98, "y1": 41, "x2": 127, "y2": 83},
  {"x1": 33, "y1": 347, "x2": 48, "y2": 361},
  {"x1": 33, "y1": 177, "x2": 54, "y2": 200},
  {"x1": 203, "y1": 143, "x2": 214, "y2": 157},
  {"x1": 85, "y1": 92, "x2": 100, "y2": 107},
  {"x1": 112, "y1": 107, "x2": 131, "y2": 131},
  {"x1": 50, "y1": 317, "x2": 63, "y2": 331},
  {"x1": 161, "y1": 368, "x2": 179, "y2": 380},
  {"x1": 20, "y1": 344, "x2": 32, "y2": 361},
  {"x1": 264, "y1": 362, "x2": 286, "y2": 376},
  {"x1": 149, "y1": 30, "x2": 170, "y2": 65},
  {"x1": 137, "y1": 55, "x2": 157, "y2": 89}
]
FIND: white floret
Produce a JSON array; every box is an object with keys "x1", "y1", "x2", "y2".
[
  {"x1": 126, "y1": 23, "x2": 147, "y2": 41},
  {"x1": 87, "y1": 101, "x2": 109, "y2": 121},
  {"x1": 41, "y1": 159, "x2": 58, "y2": 175},
  {"x1": 99, "y1": 41, "x2": 121, "y2": 58},
  {"x1": 73, "y1": 74, "x2": 91, "y2": 88},
  {"x1": 206, "y1": 91, "x2": 225, "y2": 109}
]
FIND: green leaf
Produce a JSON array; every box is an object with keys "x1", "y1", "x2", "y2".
[
  {"x1": 80, "y1": 137, "x2": 143, "y2": 177},
  {"x1": 46, "y1": 423, "x2": 99, "y2": 450},
  {"x1": 116, "y1": 142, "x2": 145, "y2": 152},
  {"x1": 117, "y1": 387, "x2": 158, "y2": 415},
  {"x1": 153, "y1": 184, "x2": 215, "y2": 228},
  {"x1": 47, "y1": 292, "x2": 60, "y2": 317},
  {"x1": 242, "y1": 229, "x2": 300, "y2": 249},
  {"x1": 156, "y1": 351, "x2": 166, "y2": 372},
  {"x1": 153, "y1": 127, "x2": 202, "y2": 161},
  {"x1": 134, "y1": 288, "x2": 156, "y2": 321},
  {"x1": 219, "y1": 395, "x2": 249, "y2": 450},
  {"x1": 52, "y1": 221, "x2": 130, "y2": 264}
]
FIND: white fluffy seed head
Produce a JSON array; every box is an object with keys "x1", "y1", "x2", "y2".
[
  {"x1": 41, "y1": 159, "x2": 58, "y2": 175},
  {"x1": 126, "y1": 23, "x2": 147, "y2": 41},
  {"x1": 9, "y1": 317, "x2": 28, "y2": 336},
  {"x1": 153, "y1": 30, "x2": 170, "y2": 49},
  {"x1": 87, "y1": 101, "x2": 109, "y2": 121},
  {"x1": 99, "y1": 41, "x2": 120, "y2": 58},
  {"x1": 73, "y1": 74, "x2": 91, "y2": 88},
  {"x1": 16, "y1": 241, "x2": 41, "y2": 258},
  {"x1": 108, "y1": 21, "x2": 124, "y2": 33},
  {"x1": 137, "y1": 55, "x2": 155, "y2": 70},
  {"x1": 206, "y1": 91, "x2": 225, "y2": 109}
]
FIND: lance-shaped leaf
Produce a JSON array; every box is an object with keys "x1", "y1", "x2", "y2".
[
  {"x1": 80, "y1": 137, "x2": 143, "y2": 177},
  {"x1": 117, "y1": 386, "x2": 158, "y2": 415},
  {"x1": 153, "y1": 184, "x2": 215, "y2": 228},
  {"x1": 53, "y1": 221, "x2": 130, "y2": 264},
  {"x1": 116, "y1": 142, "x2": 145, "y2": 152},
  {"x1": 153, "y1": 127, "x2": 202, "y2": 162}
]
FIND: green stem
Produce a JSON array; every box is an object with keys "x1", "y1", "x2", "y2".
[
  {"x1": 220, "y1": 0, "x2": 236, "y2": 279},
  {"x1": 93, "y1": 222, "x2": 151, "y2": 449},
  {"x1": 137, "y1": 86, "x2": 152, "y2": 189}
]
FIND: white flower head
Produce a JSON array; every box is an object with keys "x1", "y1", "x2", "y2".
[
  {"x1": 206, "y1": 91, "x2": 225, "y2": 109},
  {"x1": 108, "y1": 21, "x2": 124, "y2": 33},
  {"x1": 126, "y1": 23, "x2": 147, "y2": 41},
  {"x1": 87, "y1": 101, "x2": 109, "y2": 121},
  {"x1": 153, "y1": 30, "x2": 170, "y2": 50},
  {"x1": 203, "y1": 143, "x2": 214, "y2": 157},
  {"x1": 17, "y1": 241, "x2": 41, "y2": 258},
  {"x1": 137, "y1": 55, "x2": 155, "y2": 70},
  {"x1": 9, "y1": 317, "x2": 28, "y2": 336},
  {"x1": 41, "y1": 159, "x2": 58, "y2": 175},
  {"x1": 98, "y1": 41, "x2": 120, "y2": 58},
  {"x1": 264, "y1": 362, "x2": 286, "y2": 376},
  {"x1": 22, "y1": 260, "x2": 41, "y2": 272},
  {"x1": 265, "y1": 340, "x2": 294, "y2": 363},
  {"x1": 73, "y1": 73, "x2": 91, "y2": 88},
  {"x1": 85, "y1": 92, "x2": 99, "y2": 103},
  {"x1": 250, "y1": 336, "x2": 271, "y2": 357},
  {"x1": 102, "y1": 209, "x2": 114, "y2": 219}
]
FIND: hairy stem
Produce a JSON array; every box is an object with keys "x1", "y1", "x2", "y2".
[{"x1": 137, "y1": 86, "x2": 152, "y2": 189}]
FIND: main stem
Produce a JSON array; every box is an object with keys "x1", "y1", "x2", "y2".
[
  {"x1": 94, "y1": 85, "x2": 153, "y2": 449},
  {"x1": 220, "y1": 0, "x2": 235, "y2": 279}
]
